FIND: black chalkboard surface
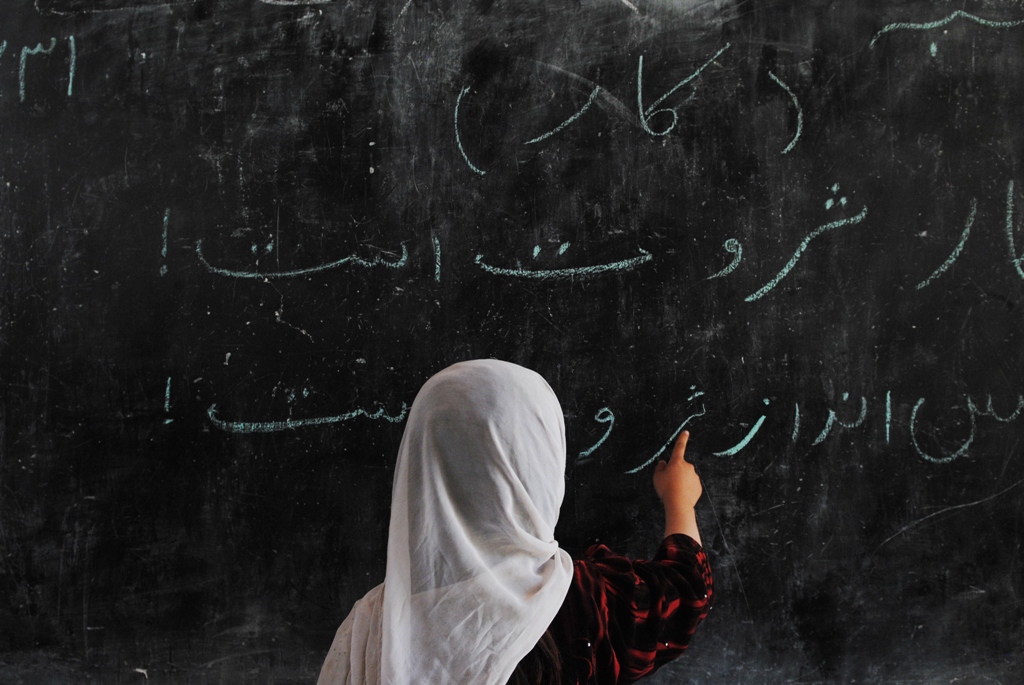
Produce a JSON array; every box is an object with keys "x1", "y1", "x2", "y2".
[{"x1": 1, "y1": 1, "x2": 1022, "y2": 682}]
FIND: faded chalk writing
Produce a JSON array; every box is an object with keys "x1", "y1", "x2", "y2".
[
  {"x1": 196, "y1": 240, "x2": 408, "y2": 279},
  {"x1": 207, "y1": 402, "x2": 409, "y2": 434},
  {"x1": 475, "y1": 249, "x2": 652, "y2": 279}
]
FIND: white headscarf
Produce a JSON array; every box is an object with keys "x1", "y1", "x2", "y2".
[{"x1": 318, "y1": 360, "x2": 574, "y2": 685}]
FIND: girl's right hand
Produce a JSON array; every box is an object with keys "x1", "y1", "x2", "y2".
[{"x1": 653, "y1": 430, "x2": 702, "y2": 509}]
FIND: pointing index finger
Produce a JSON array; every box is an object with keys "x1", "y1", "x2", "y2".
[{"x1": 671, "y1": 430, "x2": 690, "y2": 463}]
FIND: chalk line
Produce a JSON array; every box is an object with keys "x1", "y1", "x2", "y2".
[
  {"x1": 638, "y1": 43, "x2": 731, "y2": 136},
  {"x1": 207, "y1": 402, "x2": 409, "y2": 433},
  {"x1": 578, "y1": 407, "x2": 615, "y2": 461},
  {"x1": 475, "y1": 249, "x2": 652, "y2": 279},
  {"x1": 768, "y1": 72, "x2": 802, "y2": 155},
  {"x1": 455, "y1": 86, "x2": 486, "y2": 176},
  {"x1": 870, "y1": 10, "x2": 1024, "y2": 48},
  {"x1": 525, "y1": 86, "x2": 601, "y2": 145},
  {"x1": 916, "y1": 198, "x2": 976, "y2": 290},
  {"x1": 745, "y1": 206, "x2": 868, "y2": 302},
  {"x1": 625, "y1": 405, "x2": 706, "y2": 474},
  {"x1": 196, "y1": 240, "x2": 407, "y2": 278},
  {"x1": 708, "y1": 238, "x2": 742, "y2": 279}
]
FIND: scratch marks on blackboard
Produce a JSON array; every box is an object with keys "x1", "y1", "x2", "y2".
[
  {"x1": 475, "y1": 248, "x2": 652, "y2": 279},
  {"x1": 1005, "y1": 180, "x2": 1024, "y2": 280},
  {"x1": 708, "y1": 238, "x2": 742, "y2": 279},
  {"x1": 525, "y1": 86, "x2": 601, "y2": 145},
  {"x1": 869, "y1": 10, "x2": 1024, "y2": 48},
  {"x1": 578, "y1": 407, "x2": 614, "y2": 462},
  {"x1": 745, "y1": 206, "x2": 868, "y2": 302},
  {"x1": 195, "y1": 240, "x2": 408, "y2": 279},
  {"x1": 767, "y1": 72, "x2": 802, "y2": 155},
  {"x1": 455, "y1": 86, "x2": 486, "y2": 176},
  {"x1": 637, "y1": 43, "x2": 731, "y2": 137},
  {"x1": 916, "y1": 198, "x2": 976, "y2": 290},
  {"x1": 712, "y1": 398, "x2": 769, "y2": 456},
  {"x1": 812, "y1": 393, "x2": 867, "y2": 445},
  {"x1": 19, "y1": 38, "x2": 57, "y2": 102},
  {"x1": 625, "y1": 404, "x2": 706, "y2": 474},
  {"x1": 207, "y1": 402, "x2": 409, "y2": 433},
  {"x1": 877, "y1": 476, "x2": 1024, "y2": 549}
]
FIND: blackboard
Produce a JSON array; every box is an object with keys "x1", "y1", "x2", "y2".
[{"x1": 1, "y1": 1, "x2": 1022, "y2": 682}]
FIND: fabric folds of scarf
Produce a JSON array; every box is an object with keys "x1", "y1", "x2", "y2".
[{"x1": 318, "y1": 360, "x2": 574, "y2": 685}]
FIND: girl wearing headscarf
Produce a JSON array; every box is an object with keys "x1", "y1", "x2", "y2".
[{"x1": 318, "y1": 360, "x2": 712, "y2": 685}]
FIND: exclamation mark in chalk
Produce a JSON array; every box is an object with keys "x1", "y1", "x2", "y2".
[
  {"x1": 164, "y1": 377, "x2": 173, "y2": 424},
  {"x1": 160, "y1": 209, "x2": 169, "y2": 276}
]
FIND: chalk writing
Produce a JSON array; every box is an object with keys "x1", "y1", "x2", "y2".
[
  {"x1": 1006, "y1": 180, "x2": 1024, "y2": 280},
  {"x1": 195, "y1": 240, "x2": 408, "y2": 279},
  {"x1": 625, "y1": 405, "x2": 706, "y2": 474},
  {"x1": 767, "y1": 72, "x2": 802, "y2": 155},
  {"x1": 825, "y1": 184, "x2": 847, "y2": 210},
  {"x1": 637, "y1": 43, "x2": 731, "y2": 137},
  {"x1": 20, "y1": 38, "x2": 57, "y2": 102},
  {"x1": 916, "y1": 198, "x2": 976, "y2": 289},
  {"x1": 972, "y1": 394, "x2": 1024, "y2": 422},
  {"x1": 455, "y1": 86, "x2": 486, "y2": 176},
  {"x1": 163, "y1": 377, "x2": 172, "y2": 424},
  {"x1": 525, "y1": 86, "x2": 601, "y2": 145},
  {"x1": 67, "y1": 35, "x2": 75, "y2": 96},
  {"x1": 869, "y1": 10, "x2": 1024, "y2": 48},
  {"x1": 432, "y1": 236, "x2": 441, "y2": 282},
  {"x1": 578, "y1": 407, "x2": 614, "y2": 462},
  {"x1": 745, "y1": 206, "x2": 869, "y2": 302},
  {"x1": 910, "y1": 397, "x2": 976, "y2": 464},
  {"x1": 886, "y1": 390, "x2": 892, "y2": 443},
  {"x1": 909, "y1": 392, "x2": 1023, "y2": 463},
  {"x1": 812, "y1": 393, "x2": 867, "y2": 445},
  {"x1": 159, "y1": 209, "x2": 169, "y2": 276},
  {"x1": 35, "y1": 0, "x2": 187, "y2": 15},
  {"x1": 207, "y1": 402, "x2": 409, "y2": 434},
  {"x1": 475, "y1": 249, "x2": 652, "y2": 279},
  {"x1": 712, "y1": 398, "x2": 769, "y2": 457},
  {"x1": 708, "y1": 238, "x2": 742, "y2": 279},
  {"x1": 791, "y1": 403, "x2": 800, "y2": 442}
]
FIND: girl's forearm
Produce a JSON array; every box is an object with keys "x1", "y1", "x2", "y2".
[{"x1": 664, "y1": 504, "x2": 701, "y2": 546}]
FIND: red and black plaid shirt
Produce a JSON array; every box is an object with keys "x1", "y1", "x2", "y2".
[{"x1": 548, "y1": 534, "x2": 714, "y2": 684}]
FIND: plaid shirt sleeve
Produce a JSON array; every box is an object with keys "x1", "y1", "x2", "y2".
[{"x1": 552, "y1": 534, "x2": 714, "y2": 685}]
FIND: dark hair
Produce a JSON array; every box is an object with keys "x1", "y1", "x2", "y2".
[{"x1": 506, "y1": 629, "x2": 563, "y2": 685}]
